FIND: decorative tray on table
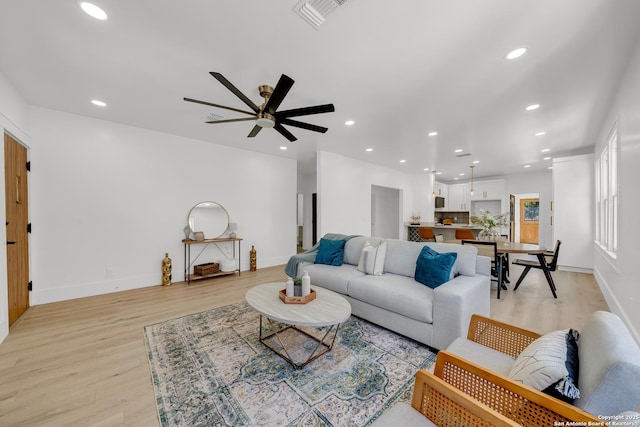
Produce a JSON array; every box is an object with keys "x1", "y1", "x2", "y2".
[{"x1": 279, "y1": 289, "x2": 317, "y2": 304}]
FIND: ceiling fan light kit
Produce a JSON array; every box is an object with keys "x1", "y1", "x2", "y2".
[{"x1": 185, "y1": 72, "x2": 334, "y2": 142}]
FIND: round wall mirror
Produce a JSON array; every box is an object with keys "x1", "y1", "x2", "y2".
[{"x1": 187, "y1": 201, "x2": 229, "y2": 239}]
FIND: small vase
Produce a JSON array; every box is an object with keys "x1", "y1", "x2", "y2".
[
  {"x1": 294, "y1": 285, "x2": 302, "y2": 297},
  {"x1": 286, "y1": 278, "x2": 294, "y2": 297},
  {"x1": 301, "y1": 271, "x2": 311, "y2": 296}
]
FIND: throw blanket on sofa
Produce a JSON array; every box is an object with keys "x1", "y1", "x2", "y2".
[{"x1": 284, "y1": 233, "x2": 358, "y2": 278}]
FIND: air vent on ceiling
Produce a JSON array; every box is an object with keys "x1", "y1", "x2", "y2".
[
  {"x1": 293, "y1": 0, "x2": 349, "y2": 30},
  {"x1": 456, "y1": 153, "x2": 472, "y2": 158}
]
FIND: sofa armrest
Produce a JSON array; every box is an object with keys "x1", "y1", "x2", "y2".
[
  {"x1": 466, "y1": 314, "x2": 541, "y2": 358},
  {"x1": 434, "y1": 351, "x2": 602, "y2": 425}
]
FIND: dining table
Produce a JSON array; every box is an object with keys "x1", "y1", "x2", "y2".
[{"x1": 446, "y1": 240, "x2": 547, "y2": 299}]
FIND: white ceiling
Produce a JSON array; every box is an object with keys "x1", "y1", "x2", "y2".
[{"x1": 1, "y1": 0, "x2": 640, "y2": 181}]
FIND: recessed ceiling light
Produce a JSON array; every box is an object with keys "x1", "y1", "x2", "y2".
[
  {"x1": 505, "y1": 47, "x2": 527, "y2": 60},
  {"x1": 524, "y1": 164, "x2": 531, "y2": 168},
  {"x1": 428, "y1": 131, "x2": 438, "y2": 136},
  {"x1": 525, "y1": 104, "x2": 540, "y2": 111},
  {"x1": 79, "y1": 2, "x2": 108, "y2": 20},
  {"x1": 543, "y1": 157, "x2": 551, "y2": 160},
  {"x1": 454, "y1": 177, "x2": 460, "y2": 180},
  {"x1": 400, "y1": 159, "x2": 406, "y2": 163},
  {"x1": 423, "y1": 168, "x2": 430, "y2": 171},
  {"x1": 280, "y1": 146, "x2": 287, "y2": 150},
  {"x1": 345, "y1": 120, "x2": 355, "y2": 126},
  {"x1": 454, "y1": 149, "x2": 463, "y2": 153},
  {"x1": 91, "y1": 99, "x2": 107, "y2": 107},
  {"x1": 548, "y1": 166, "x2": 553, "y2": 170},
  {"x1": 541, "y1": 148, "x2": 550, "y2": 153},
  {"x1": 435, "y1": 171, "x2": 443, "y2": 175},
  {"x1": 365, "y1": 148, "x2": 373, "y2": 152},
  {"x1": 535, "y1": 131, "x2": 546, "y2": 136},
  {"x1": 472, "y1": 160, "x2": 480, "y2": 164},
  {"x1": 459, "y1": 173, "x2": 465, "y2": 176}
]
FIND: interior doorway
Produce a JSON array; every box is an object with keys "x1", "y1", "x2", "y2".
[
  {"x1": 510, "y1": 193, "x2": 540, "y2": 244},
  {"x1": 371, "y1": 185, "x2": 401, "y2": 238},
  {"x1": 4, "y1": 133, "x2": 30, "y2": 325}
]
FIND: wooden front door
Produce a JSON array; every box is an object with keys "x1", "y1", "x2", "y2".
[
  {"x1": 4, "y1": 133, "x2": 30, "y2": 325},
  {"x1": 519, "y1": 198, "x2": 539, "y2": 244}
]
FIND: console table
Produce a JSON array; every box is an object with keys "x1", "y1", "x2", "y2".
[{"x1": 182, "y1": 237, "x2": 242, "y2": 284}]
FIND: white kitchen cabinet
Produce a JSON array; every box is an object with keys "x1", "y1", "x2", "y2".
[
  {"x1": 448, "y1": 183, "x2": 470, "y2": 211},
  {"x1": 470, "y1": 179, "x2": 505, "y2": 201}
]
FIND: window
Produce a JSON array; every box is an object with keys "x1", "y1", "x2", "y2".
[{"x1": 595, "y1": 125, "x2": 618, "y2": 256}]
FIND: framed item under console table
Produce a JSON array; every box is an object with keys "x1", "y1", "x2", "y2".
[{"x1": 182, "y1": 237, "x2": 242, "y2": 284}]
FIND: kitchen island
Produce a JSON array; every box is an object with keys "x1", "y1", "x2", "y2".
[{"x1": 406, "y1": 223, "x2": 482, "y2": 241}]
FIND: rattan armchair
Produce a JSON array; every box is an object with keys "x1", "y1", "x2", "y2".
[
  {"x1": 434, "y1": 314, "x2": 602, "y2": 426},
  {"x1": 372, "y1": 369, "x2": 519, "y2": 426}
]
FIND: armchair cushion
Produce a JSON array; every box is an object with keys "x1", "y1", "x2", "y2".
[
  {"x1": 580, "y1": 362, "x2": 640, "y2": 417},
  {"x1": 508, "y1": 329, "x2": 581, "y2": 402},
  {"x1": 446, "y1": 337, "x2": 515, "y2": 376}
]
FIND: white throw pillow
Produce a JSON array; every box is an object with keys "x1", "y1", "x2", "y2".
[{"x1": 357, "y1": 241, "x2": 386, "y2": 275}]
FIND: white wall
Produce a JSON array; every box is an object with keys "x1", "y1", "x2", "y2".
[
  {"x1": 553, "y1": 154, "x2": 594, "y2": 271},
  {"x1": 593, "y1": 37, "x2": 640, "y2": 343},
  {"x1": 0, "y1": 72, "x2": 32, "y2": 344},
  {"x1": 297, "y1": 169, "x2": 316, "y2": 250},
  {"x1": 371, "y1": 185, "x2": 401, "y2": 239},
  {"x1": 28, "y1": 107, "x2": 296, "y2": 305},
  {"x1": 317, "y1": 151, "x2": 415, "y2": 238}
]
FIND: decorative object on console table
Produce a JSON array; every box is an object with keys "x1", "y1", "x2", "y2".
[
  {"x1": 194, "y1": 231, "x2": 205, "y2": 241},
  {"x1": 228, "y1": 222, "x2": 237, "y2": 239},
  {"x1": 183, "y1": 225, "x2": 191, "y2": 240},
  {"x1": 250, "y1": 245, "x2": 257, "y2": 271},
  {"x1": 194, "y1": 262, "x2": 220, "y2": 276},
  {"x1": 410, "y1": 212, "x2": 421, "y2": 225},
  {"x1": 162, "y1": 253, "x2": 172, "y2": 286}
]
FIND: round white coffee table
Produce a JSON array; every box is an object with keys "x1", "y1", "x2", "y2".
[{"x1": 245, "y1": 282, "x2": 351, "y2": 369}]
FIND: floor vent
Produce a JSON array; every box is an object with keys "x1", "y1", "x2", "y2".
[{"x1": 293, "y1": 0, "x2": 350, "y2": 30}]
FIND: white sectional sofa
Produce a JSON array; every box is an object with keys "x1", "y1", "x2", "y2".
[{"x1": 290, "y1": 236, "x2": 491, "y2": 350}]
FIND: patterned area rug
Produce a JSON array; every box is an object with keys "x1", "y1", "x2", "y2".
[{"x1": 144, "y1": 302, "x2": 436, "y2": 426}]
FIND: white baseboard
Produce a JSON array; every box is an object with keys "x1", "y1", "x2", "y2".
[
  {"x1": 593, "y1": 267, "x2": 640, "y2": 345},
  {"x1": 558, "y1": 265, "x2": 593, "y2": 274}
]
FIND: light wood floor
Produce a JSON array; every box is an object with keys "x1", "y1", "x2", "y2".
[{"x1": 0, "y1": 263, "x2": 608, "y2": 427}]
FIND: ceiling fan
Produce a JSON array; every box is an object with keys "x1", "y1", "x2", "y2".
[{"x1": 184, "y1": 72, "x2": 335, "y2": 142}]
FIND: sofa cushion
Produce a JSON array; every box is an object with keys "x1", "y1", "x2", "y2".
[
  {"x1": 576, "y1": 311, "x2": 640, "y2": 411},
  {"x1": 508, "y1": 329, "x2": 581, "y2": 402},
  {"x1": 357, "y1": 241, "x2": 387, "y2": 275},
  {"x1": 370, "y1": 402, "x2": 435, "y2": 427},
  {"x1": 446, "y1": 337, "x2": 515, "y2": 377},
  {"x1": 348, "y1": 273, "x2": 434, "y2": 323},
  {"x1": 415, "y1": 246, "x2": 457, "y2": 289},
  {"x1": 344, "y1": 236, "x2": 383, "y2": 265},
  {"x1": 302, "y1": 263, "x2": 365, "y2": 295},
  {"x1": 315, "y1": 238, "x2": 346, "y2": 266}
]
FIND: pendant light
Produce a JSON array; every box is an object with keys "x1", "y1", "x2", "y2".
[{"x1": 469, "y1": 165, "x2": 475, "y2": 196}]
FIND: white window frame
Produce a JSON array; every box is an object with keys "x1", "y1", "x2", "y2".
[{"x1": 595, "y1": 124, "x2": 618, "y2": 260}]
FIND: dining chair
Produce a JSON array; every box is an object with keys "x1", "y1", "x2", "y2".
[
  {"x1": 461, "y1": 240, "x2": 506, "y2": 298},
  {"x1": 512, "y1": 240, "x2": 562, "y2": 298},
  {"x1": 417, "y1": 227, "x2": 436, "y2": 242},
  {"x1": 455, "y1": 229, "x2": 475, "y2": 240}
]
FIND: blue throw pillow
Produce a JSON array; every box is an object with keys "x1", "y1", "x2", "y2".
[
  {"x1": 414, "y1": 246, "x2": 457, "y2": 289},
  {"x1": 315, "y1": 238, "x2": 346, "y2": 266}
]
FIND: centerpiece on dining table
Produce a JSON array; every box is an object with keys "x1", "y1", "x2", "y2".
[{"x1": 470, "y1": 209, "x2": 509, "y2": 241}]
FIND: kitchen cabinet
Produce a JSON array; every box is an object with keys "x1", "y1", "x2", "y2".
[
  {"x1": 470, "y1": 179, "x2": 505, "y2": 201},
  {"x1": 448, "y1": 183, "x2": 470, "y2": 211}
]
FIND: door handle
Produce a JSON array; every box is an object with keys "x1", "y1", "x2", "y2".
[{"x1": 6, "y1": 241, "x2": 16, "y2": 245}]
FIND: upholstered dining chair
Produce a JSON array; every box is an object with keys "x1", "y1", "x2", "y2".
[
  {"x1": 418, "y1": 227, "x2": 436, "y2": 242},
  {"x1": 455, "y1": 228, "x2": 475, "y2": 240}
]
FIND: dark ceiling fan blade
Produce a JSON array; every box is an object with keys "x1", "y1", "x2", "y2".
[
  {"x1": 247, "y1": 125, "x2": 262, "y2": 138},
  {"x1": 264, "y1": 74, "x2": 294, "y2": 115},
  {"x1": 279, "y1": 118, "x2": 328, "y2": 133},
  {"x1": 205, "y1": 117, "x2": 256, "y2": 124},
  {"x1": 209, "y1": 72, "x2": 260, "y2": 113},
  {"x1": 274, "y1": 123, "x2": 297, "y2": 142},
  {"x1": 183, "y1": 97, "x2": 256, "y2": 116},
  {"x1": 275, "y1": 103, "x2": 335, "y2": 118}
]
